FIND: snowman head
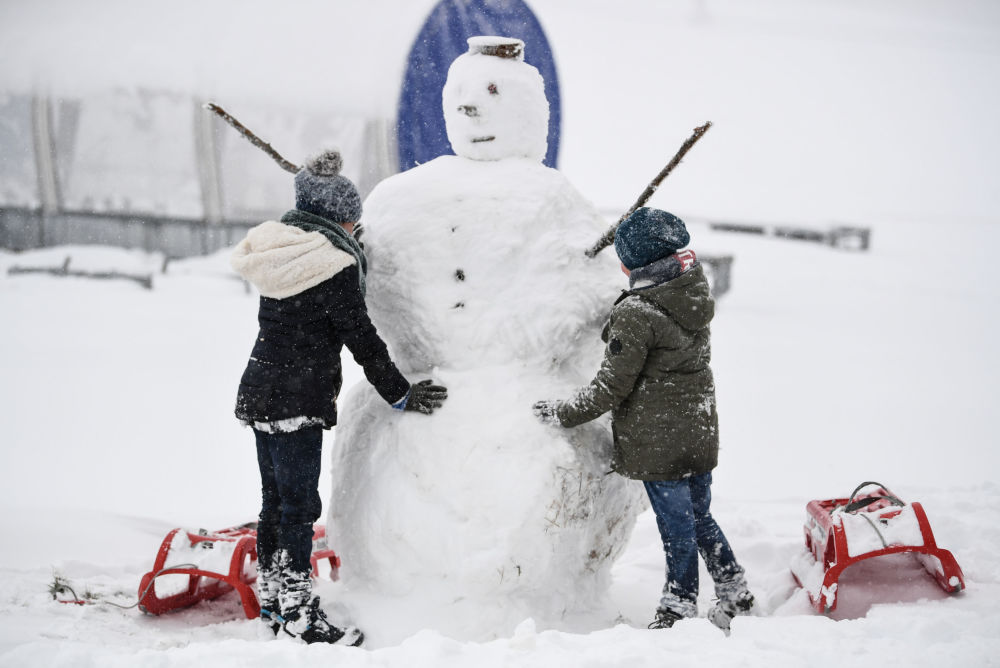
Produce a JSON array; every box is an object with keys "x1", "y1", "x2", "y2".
[{"x1": 442, "y1": 36, "x2": 549, "y2": 162}]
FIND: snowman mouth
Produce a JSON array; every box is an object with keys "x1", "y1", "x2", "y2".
[{"x1": 471, "y1": 136, "x2": 496, "y2": 143}]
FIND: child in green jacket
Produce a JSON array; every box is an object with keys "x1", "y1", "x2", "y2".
[{"x1": 534, "y1": 207, "x2": 752, "y2": 631}]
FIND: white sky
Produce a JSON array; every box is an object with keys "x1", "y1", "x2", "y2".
[{"x1": 2, "y1": 0, "x2": 998, "y2": 223}]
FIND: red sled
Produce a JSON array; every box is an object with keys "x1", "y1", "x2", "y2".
[
  {"x1": 137, "y1": 522, "x2": 342, "y2": 619},
  {"x1": 790, "y1": 481, "x2": 965, "y2": 613}
]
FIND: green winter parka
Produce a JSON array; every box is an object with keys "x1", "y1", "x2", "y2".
[{"x1": 556, "y1": 264, "x2": 719, "y2": 480}]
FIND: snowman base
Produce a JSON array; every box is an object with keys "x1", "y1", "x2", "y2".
[{"x1": 328, "y1": 366, "x2": 645, "y2": 637}]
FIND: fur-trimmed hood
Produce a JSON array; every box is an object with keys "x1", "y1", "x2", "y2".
[{"x1": 231, "y1": 220, "x2": 356, "y2": 299}]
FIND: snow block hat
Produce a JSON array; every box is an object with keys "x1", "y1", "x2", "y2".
[
  {"x1": 614, "y1": 207, "x2": 690, "y2": 270},
  {"x1": 294, "y1": 150, "x2": 362, "y2": 224}
]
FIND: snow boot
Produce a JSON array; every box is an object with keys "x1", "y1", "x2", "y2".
[
  {"x1": 277, "y1": 566, "x2": 363, "y2": 646},
  {"x1": 257, "y1": 558, "x2": 282, "y2": 636},
  {"x1": 647, "y1": 608, "x2": 684, "y2": 629},
  {"x1": 277, "y1": 564, "x2": 312, "y2": 616},
  {"x1": 707, "y1": 589, "x2": 754, "y2": 633},
  {"x1": 282, "y1": 596, "x2": 364, "y2": 646}
]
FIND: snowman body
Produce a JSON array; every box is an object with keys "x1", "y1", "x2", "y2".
[{"x1": 329, "y1": 38, "x2": 644, "y2": 631}]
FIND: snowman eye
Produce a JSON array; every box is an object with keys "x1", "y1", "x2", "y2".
[{"x1": 487, "y1": 83, "x2": 499, "y2": 95}]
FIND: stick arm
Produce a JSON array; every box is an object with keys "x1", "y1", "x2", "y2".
[
  {"x1": 585, "y1": 121, "x2": 712, "y2": 258},
  {"x1": 203, "y1": 102, "x2": 301, "y2": 174}
]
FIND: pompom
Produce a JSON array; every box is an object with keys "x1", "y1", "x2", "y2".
[{"x1": 305, "y1": 150, "x2": 343, "y2": 177}]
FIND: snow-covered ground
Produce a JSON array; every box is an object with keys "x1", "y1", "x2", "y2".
[{"x1": 1, "y1": 216, "x2": 999, "y2": 666}]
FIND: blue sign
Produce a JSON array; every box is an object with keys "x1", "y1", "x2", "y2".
[{"x1": 397, "y1": 0, "x2": 561, "y2": 171}]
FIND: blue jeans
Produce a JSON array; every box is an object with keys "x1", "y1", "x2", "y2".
[
  {"x1": 254, "y1": 427, "x2": 323, "y2": 575},
  {"x1": 643, "y1": 472, "x2": 745, "y2": 617}
]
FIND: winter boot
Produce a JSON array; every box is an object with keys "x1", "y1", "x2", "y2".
[
  {"x1": 647, "y1": 608, "x2": 684, "y2": 630},
  {"x1": 277, "y1": 566, "x2": 364, "y2": 646},
  {"x1": 282, "y1": 596, "x2": 364, "y2": 646},
  {"x1": 256, "y1": 558, "x2": 282, "y2": 636},
  {"x1": 277, "y1": 564, "x2": 313, "y2": 617},
  {"x1": 707, "y1": 589, "x2": 754, "y2": 633}
]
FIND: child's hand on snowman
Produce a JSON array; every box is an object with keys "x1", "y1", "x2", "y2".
[
  {"x1": 532, "y1": 400, "x2": 563, "y2": 426},
  {"x1": 398, "y1": 379, "x2": 449, "y2": 414}
]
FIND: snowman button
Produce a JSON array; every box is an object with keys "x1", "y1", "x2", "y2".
[{"x1": 455, "y1": 269, "x2": 465, "y2": 281}]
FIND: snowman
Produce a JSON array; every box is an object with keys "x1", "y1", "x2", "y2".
[{"x1": 329, "y1": 36, "x2": 644, "y2": 636}]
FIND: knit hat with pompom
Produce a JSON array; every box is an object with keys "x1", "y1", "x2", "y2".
[{"x1": 294, "y1": 150, "x2": 362, "y2": 224}]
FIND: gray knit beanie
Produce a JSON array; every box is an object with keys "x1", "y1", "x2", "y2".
[
  {"x1": 294, "y1": 150, "x2": 362, "y2": 224},
  {"x1": 614, "y1": 207, "x2": 690, "y2": 270}
]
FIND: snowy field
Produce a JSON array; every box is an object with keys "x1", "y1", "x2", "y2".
[
  {"x1": 2, "y1": 0, "x2": 1000, "y2": 665},
  {"x1": 1, "y1": 216, "x2": 999, "y2": 666}
]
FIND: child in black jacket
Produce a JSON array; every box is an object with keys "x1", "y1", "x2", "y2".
[{"x1": 231, "y1": 150, "x2": 447, "y2": 645}]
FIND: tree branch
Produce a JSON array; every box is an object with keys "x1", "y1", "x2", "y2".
[
  {"x1": 586, "y1": 121, "x2": 712, "y2": 258},
  {"x1": 203, "y1": 102, "x2": 300, "y2": 174}
]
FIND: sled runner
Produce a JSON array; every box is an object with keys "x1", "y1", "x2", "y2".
[
  {"x1": 790, "y1": 482, "x2": 965, "y2": 613},
  {"x1": 138, "y1": 523, "x2": 341, "y2": 619}
]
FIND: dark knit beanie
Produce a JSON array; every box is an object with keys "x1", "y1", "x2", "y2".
[
  {"x1": 614, "y1": 207, "x2": 690, "y2": 270},
  {"x1": 294, "y1": 150, "x2": 362, "y2": 224}
]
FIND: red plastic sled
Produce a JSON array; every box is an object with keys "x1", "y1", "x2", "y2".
[
  {"x1": 138, "y1": 523, "x2": 342, "y2": 619},
  {"x1": 790, "y1": 482, "x2": 965, "y2": 613}
]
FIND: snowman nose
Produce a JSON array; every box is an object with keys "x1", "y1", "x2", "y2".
[{"x1": 457, "y1": 105, "x2": 479, "y2": 117}]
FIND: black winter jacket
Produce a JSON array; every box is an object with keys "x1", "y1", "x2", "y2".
[{"x1": 232, "y1": 218, "x2": 409, "y2": 431}]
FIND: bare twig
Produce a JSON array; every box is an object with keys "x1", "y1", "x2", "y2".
[
  {"x1": 586, "y1": 121, "x2": 712, "y2": 258},
  {"x1": 203, "y1": 102, "x2": 300, "y2": 174}
]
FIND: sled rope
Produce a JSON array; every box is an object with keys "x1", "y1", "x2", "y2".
[
  {"x1": 858, "y1": 514, "x2": 889, "y2": 549},
  {"x1": 843, "y1": 481, "x2": 904, "y2": 513},
  {"x1": 837, "y1": 481, "x2": 904, "y2": 550},
  {"x1": 49, "y1": 576, "x2": 87, "y2": 606},
  {"x1": 51, "y1": 564, "x2": 200, "y2": 609}
]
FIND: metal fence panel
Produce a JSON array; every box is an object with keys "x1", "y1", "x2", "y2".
[
  {"x1": 0, "y1": 94, "x2": 38, "y2": 209},
  {"x1": 59, "y1": 88, "x2": 203, "y2": 220}
]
